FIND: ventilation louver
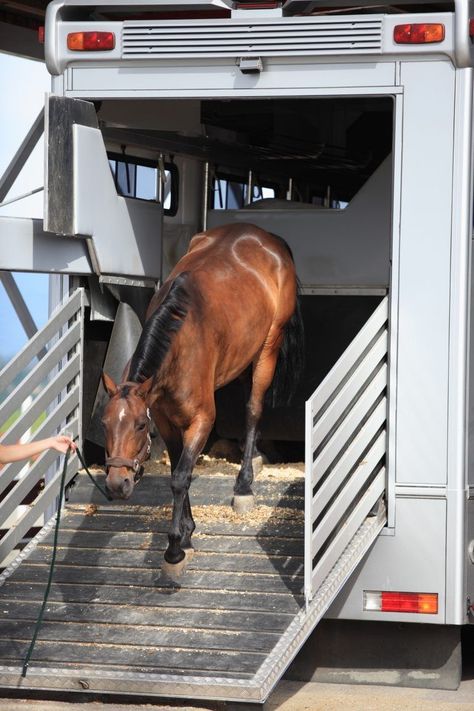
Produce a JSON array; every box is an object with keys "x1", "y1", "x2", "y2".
[{"x1": 122, "y1": 17, "x2": 383, "y2": 59}]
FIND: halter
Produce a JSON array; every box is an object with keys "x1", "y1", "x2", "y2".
[{"x1": 105, "y1": 408, "x2": 152, "y2": 482}]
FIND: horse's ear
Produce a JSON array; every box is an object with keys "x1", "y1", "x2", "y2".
[
  {"x1": 102, "y1": 372, "x2": 118, "y2": 397},
  {"x1": 137, "y1": 375, "x2": 154, "y2": 400}
]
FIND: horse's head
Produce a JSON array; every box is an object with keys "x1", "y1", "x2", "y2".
[{"x1": 101, "y1": 372, "x2": 154, "y2": 500}]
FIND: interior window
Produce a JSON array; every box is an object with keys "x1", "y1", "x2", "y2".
[
  {"x1": 108, "y1": 153, "x2": 178, "y2": 216},
  {"x1": 212, "y1": 176, "x2": 276, "y2": 210}
]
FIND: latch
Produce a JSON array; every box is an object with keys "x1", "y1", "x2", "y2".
[
  {"x1": 467, "y1": 597, "x2": 474, "y2": 619},
  {"x1": 238, "y1": 56, "x2": 263, "y2": 74}
]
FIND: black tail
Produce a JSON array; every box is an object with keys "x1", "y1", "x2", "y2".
[{"x1": 270, "y1": 281, "x2": 305, "y2": 407}]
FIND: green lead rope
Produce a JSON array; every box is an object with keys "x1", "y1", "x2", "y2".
[
  {"x1": 22, "y1": 444, "x2": 111, "y2": 677},
  {"x1": 75, "y1": 446, "x2": 113, "y2": 503}
]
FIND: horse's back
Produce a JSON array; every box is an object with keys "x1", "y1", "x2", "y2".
[
  {"x1": 178, "y1": 224, "x2": 296, "y2": 318},
  {"x1": 184, "y1": 223, "x2": 294, "y2": 277}
]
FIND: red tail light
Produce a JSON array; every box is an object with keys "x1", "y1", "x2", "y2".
[
  {"x1": 67, "y1": 31, "x2": 115, "y2": 51},
  {"x1": 470, "y1": 19, "x2": 474, "y2": 38},
  {"x1": 38, "y1": 26, "x2": 45, "y2": 44},
  {"x1": 364, "y1": 591, "x2": 438, "y2": 614},
  {"x1": 394, "y1": 23, "x2": 445, "y2": 44}
]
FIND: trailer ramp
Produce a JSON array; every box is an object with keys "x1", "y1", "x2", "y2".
[{"x1": 0, "y1": 296, "x2": 387, "y2": 705}]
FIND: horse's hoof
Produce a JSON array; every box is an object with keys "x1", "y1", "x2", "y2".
[
  {"x1": 232, "y1": 494, "x2": 255, "y2": 514},
  {"x1": 161, "y1": 548, "x2": 194, "y2": 581},
  {"x1": 161, "y1": 556, "x2": 188, "y2": 582},
  {"x1": 182, "y1": 547, "x2": 194, "y2": 562},
  {"x1": 252, "y1": 455, "x2": 263, "y2": 476}
]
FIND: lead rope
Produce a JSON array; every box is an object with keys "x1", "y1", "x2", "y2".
[
  {"x1": 22, "y1": 444, "x2": 111, "y2": 677},
  {"x1": 75, "y1": 447, "x2": 113, "y2": 503}
]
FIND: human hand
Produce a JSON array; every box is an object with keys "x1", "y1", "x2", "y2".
[{"x1": 48, "y1": 435, "x2": 77, "y2": 454}]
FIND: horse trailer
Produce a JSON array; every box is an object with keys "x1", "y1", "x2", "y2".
[{"x1": 0, "y1": 0, "x2": 474, "y2": 705}]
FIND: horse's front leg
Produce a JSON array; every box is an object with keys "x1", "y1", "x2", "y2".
[
  {"x1": 234, "y1": 346, "x2": 280, "y2": 513},
  {"x1": 180, "y1": 493, "x2": 195, "y2": 555},
  {"x1": 165, "y1": 440, "x2": 195, "y2": 554},
  {"x1": 163, "y1": 415, "x2": 213, "y2": 578},
  {"x1": 152, "y1": 410, "x2": 194, "y2": 564}
]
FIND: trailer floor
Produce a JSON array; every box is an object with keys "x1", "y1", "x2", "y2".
[{"x1": 0, "y1": 459, "x2": 305, "y2": 701}]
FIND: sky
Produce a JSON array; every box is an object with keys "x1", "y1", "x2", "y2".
[{"x1": 0, "y1": 52, "x2": 51, "y2": 361}]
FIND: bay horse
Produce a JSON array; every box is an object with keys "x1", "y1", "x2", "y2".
[{"x1": 101, "y1": 223, "x2": 304, "y2": 577}]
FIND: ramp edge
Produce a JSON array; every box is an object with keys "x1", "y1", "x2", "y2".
[{"x1": 257, "y1": 501, "x2": 387, "y2": 702}]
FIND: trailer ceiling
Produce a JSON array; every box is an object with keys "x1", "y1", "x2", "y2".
[{"x1": 100, "y1": 96, "x2": 392, "y2": 203}]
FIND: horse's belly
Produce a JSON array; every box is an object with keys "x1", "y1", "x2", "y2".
[{"x1": 213, "y1": 336, "x2": 267, "y2": 389}]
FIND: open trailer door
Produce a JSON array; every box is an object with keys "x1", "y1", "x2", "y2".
[
  {"x1": 44, "y1": 95, "x2": 163, "y2": 284},
  {"x1": 304, "y1": 297, "x2": 388, "y2": 604}
]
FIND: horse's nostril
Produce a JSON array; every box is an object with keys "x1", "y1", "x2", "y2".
[{"x1": 123, "y1": 477, "x2": 130, "y2": 485}]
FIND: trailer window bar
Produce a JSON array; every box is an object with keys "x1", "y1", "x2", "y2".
[
  {"x1": 211, "y1": 172, "x2": 277, "y2": 210},
  {"x1": 107, "y1": 152, "x2": 179, "y2": 217}
]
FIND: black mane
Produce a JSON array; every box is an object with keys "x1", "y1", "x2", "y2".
[{"x1": 128, "y1": 272, "x2": 190, "y2": 383}]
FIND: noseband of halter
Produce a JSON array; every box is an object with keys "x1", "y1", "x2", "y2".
[{"x1": 105, "y1": 408, "x2": 152, "y2": 483}]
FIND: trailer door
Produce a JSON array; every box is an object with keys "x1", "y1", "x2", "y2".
[
  {"x1": 44, "y1": 95, "x2": 163, "y2": 283},
  {"x1": 304, "y1": 297, "x2": 388, "y2": 604}
]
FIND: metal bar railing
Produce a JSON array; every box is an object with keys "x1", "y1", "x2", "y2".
[
  {"x1": 311, "y1": 469, "x2": 386, "y2": 592},
  {"x1": 0, "y1": 289, "x2": 83, "y2": 394},
  {"x1": 0, "y1": 449, "x2": 79, "y2": 566},
  {"x1": 305, "y1": 296, "x2": 388, "y2": 603},
  {"x1": 0, "y1": 289, "x2": 84, "y2": 568},
  {"x1": 0, "y1": 387, "x2": 80, "y2": 500},
  {"x1": 312, "y1": 330, "x2": 387, "y2": 447},
  {"x1": 312, "y1": 432, "x2": 386, "y2": 553},
  {"x1": 0, "y1": 324, "x2": 80, "y2": 429},
  {"x1": 310, "y1": 297, "x2": 388, "y2": 413},
  {"x1": 313, "y1": 397, "x2": 387, "y2": 517},
  {"x1": 1, "y1": 356, "x2": 80, "y2": 447},
  {"x1": 311, "y1": 369, "x2": 387, "y2": 486},
  {"x1": 0, "y1": 273, "x2": 46, "y2": 359}
]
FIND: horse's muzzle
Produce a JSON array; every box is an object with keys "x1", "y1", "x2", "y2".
[{"x1": 105, "y1": 468, "x2": 135, "y2": 500}]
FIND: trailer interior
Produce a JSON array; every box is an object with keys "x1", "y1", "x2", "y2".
[{"x1": 83, "y1": 94, "x2": 393, "y2": 460}]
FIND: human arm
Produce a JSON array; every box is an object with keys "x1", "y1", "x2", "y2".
[{"x1": 0, "y1": 435, "x2": 76, "y2": 465}]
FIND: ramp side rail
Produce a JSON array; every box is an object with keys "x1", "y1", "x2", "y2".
[
  {"x1": 0, "y1": 288, "x2": 85, "y2": 568},
  {"x1": 305, "y1": 296, "x2": 388, "y2": 602}
]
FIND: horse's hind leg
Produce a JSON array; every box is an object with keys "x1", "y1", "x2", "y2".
[
  {"x1": 233, "y1": 345, "x2": 280, "y2": 513},
  {"x1": 238, "y1": 369, "x2": 265, "y2": 472}
]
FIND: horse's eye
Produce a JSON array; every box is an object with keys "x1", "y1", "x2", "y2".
[{"x1": 137, "y1": 422, "x2": 146, "y2": 431}]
